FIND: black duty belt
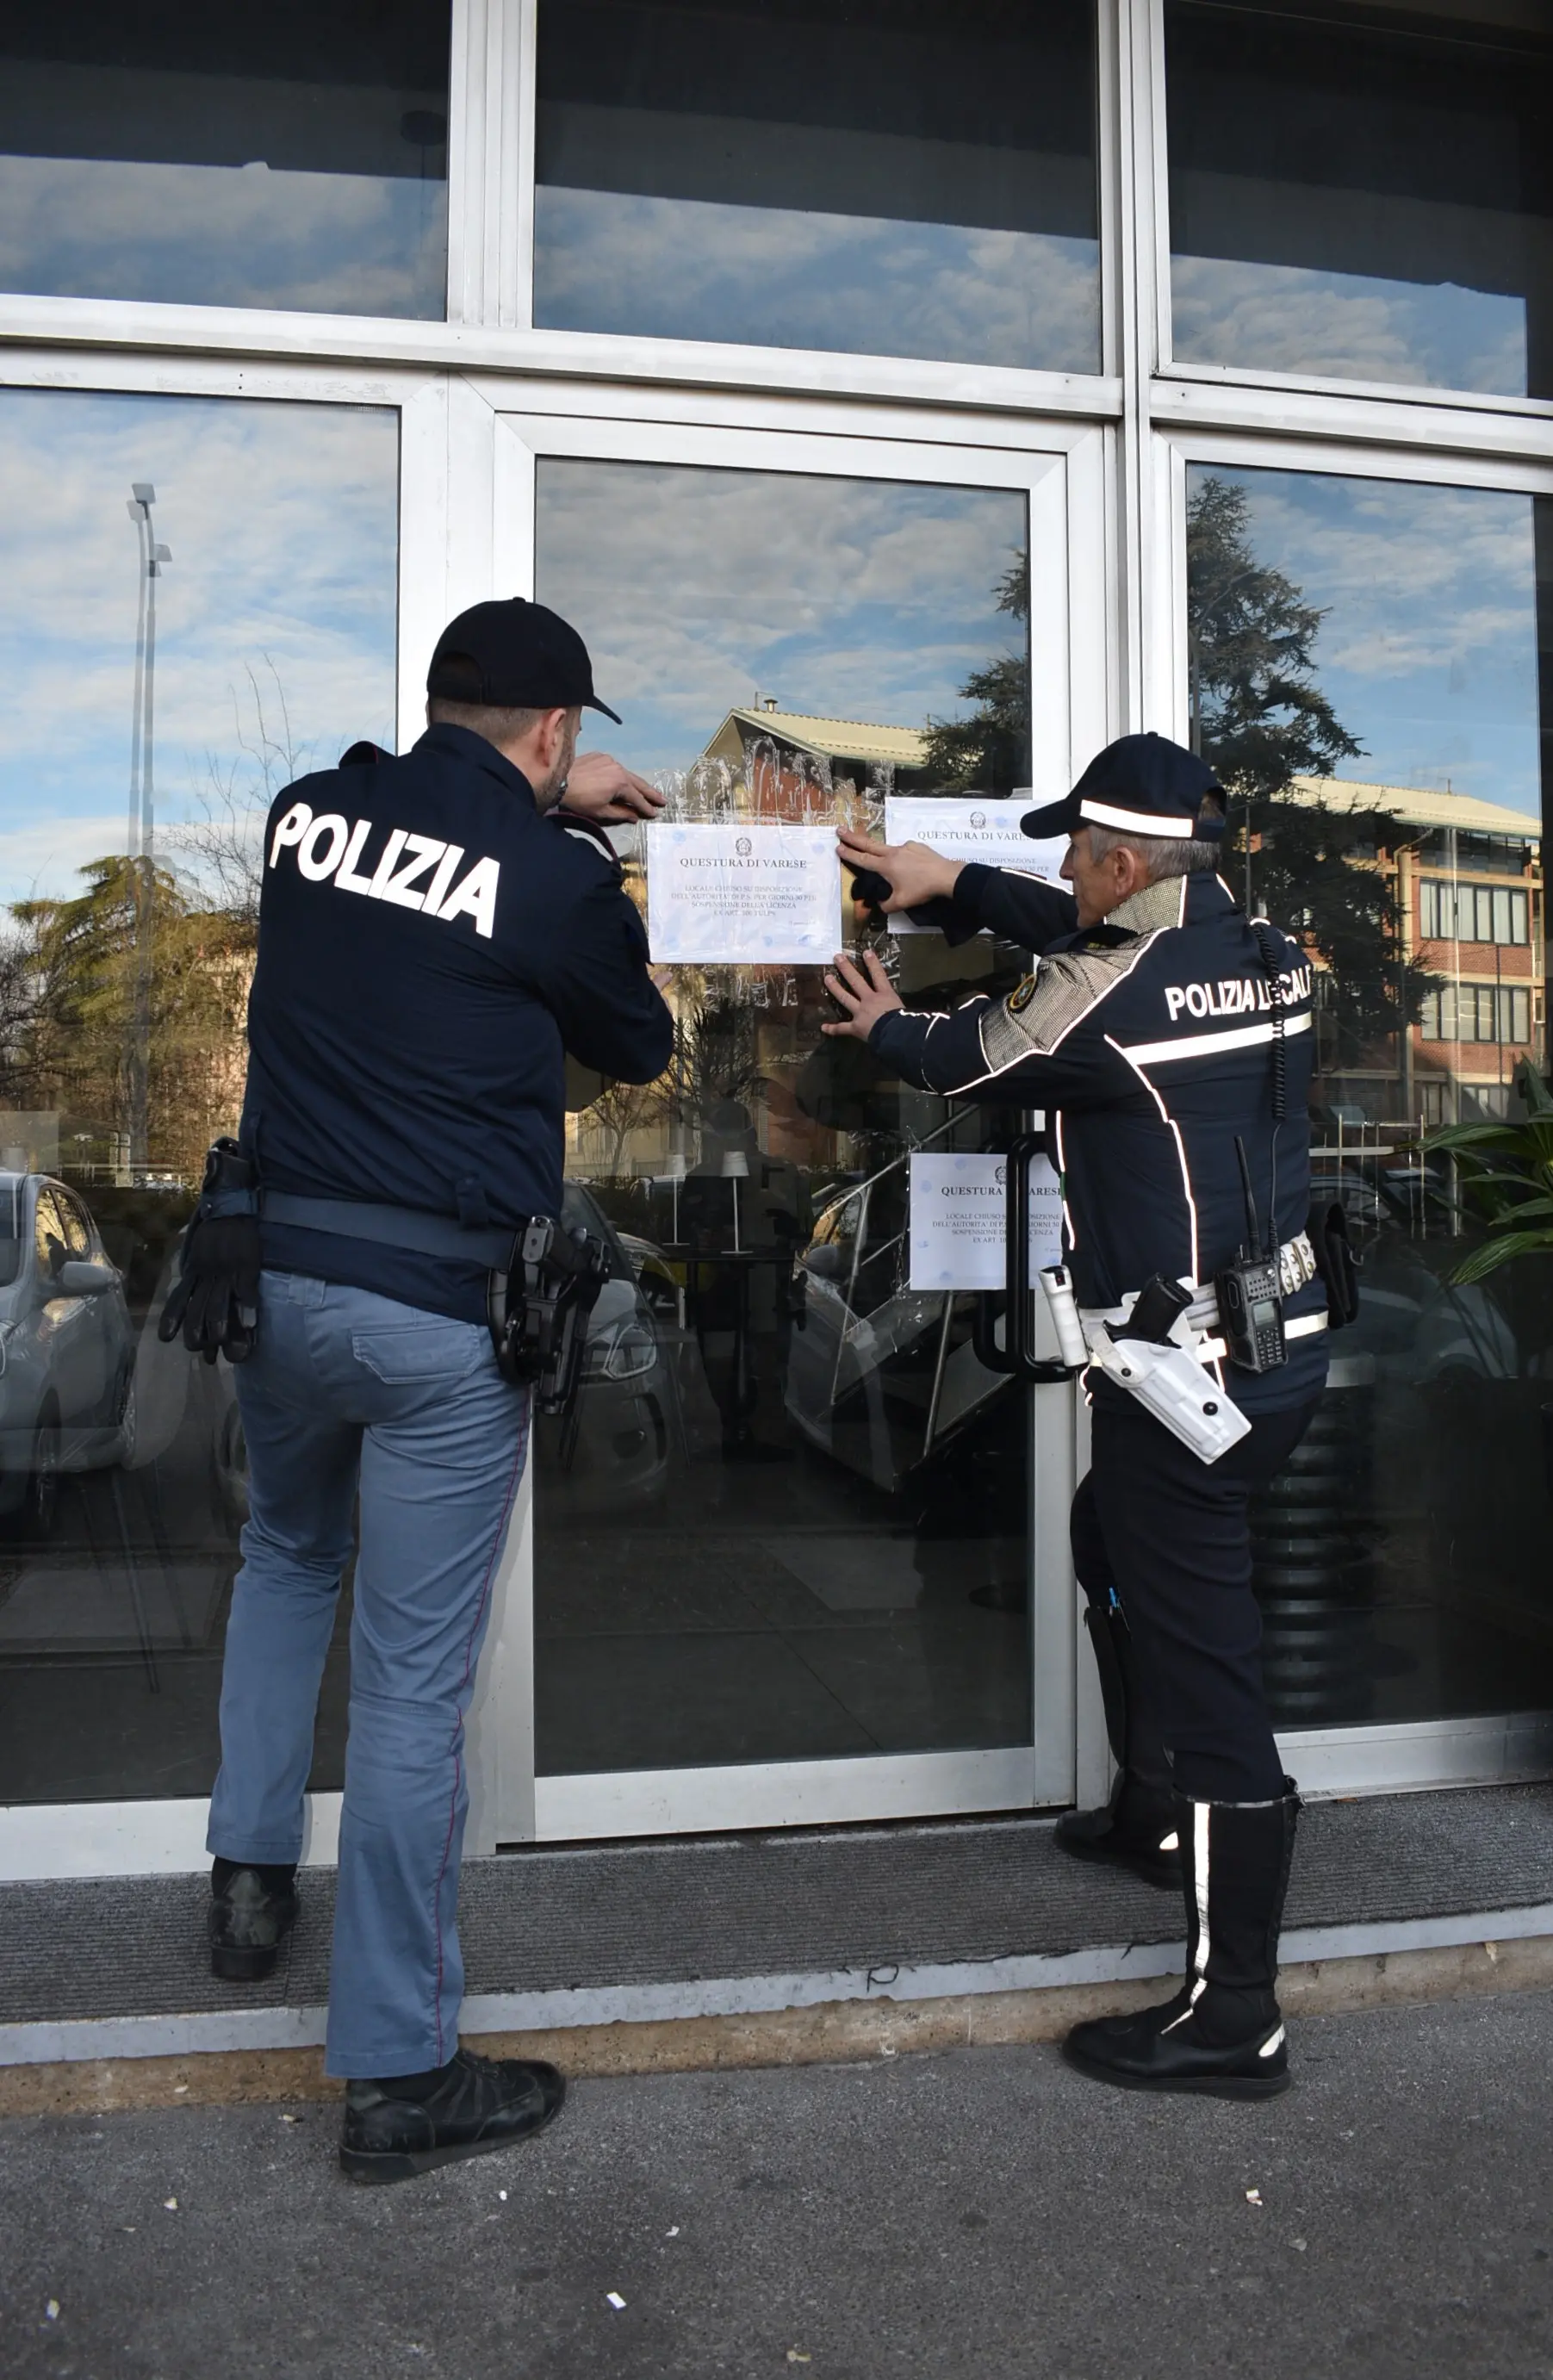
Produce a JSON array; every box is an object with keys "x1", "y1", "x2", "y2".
[{"x1": 260, "y1": 1192, "x2": 517, "y2": 1271}]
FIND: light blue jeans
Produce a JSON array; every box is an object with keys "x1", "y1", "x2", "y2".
[{"x1": 208, "y1": 1271, "x2": 530, "y2": 2079}]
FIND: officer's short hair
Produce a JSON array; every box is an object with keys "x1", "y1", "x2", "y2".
[
  {"x1": 1087, "y1": 797, "x2": 1224, "y2": 881},
  {"x1": 427, "y1": 650, "x2": 557, "y2": 744}
]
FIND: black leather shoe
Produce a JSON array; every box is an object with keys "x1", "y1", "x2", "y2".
[
  {"x1": 339, "y1": 2049, "x2": 566, "y2": 2185},
  {"x1": 1063, "y1": 1988, "x2": 1289, "y2": 2099},
  {"x1": 1054, "y1": 1786, "x2": 1182, "y2": 1890},
  {"x1": 208, "y1": 1866, "x2": 297, "y2": 1982}
]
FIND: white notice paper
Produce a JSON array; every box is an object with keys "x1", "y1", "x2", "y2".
[
  {"x1": 907, "y1": 1151, "x2": 1065, "y2": 1291},
  {"x1": 882, "y1": 797, "x2": 1068, "y2": 934},
  {"x1": 648, "y1": 824, "x2": 841, "y2": 966}
]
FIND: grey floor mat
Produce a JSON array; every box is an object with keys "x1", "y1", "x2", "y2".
[{"x1": 5, "y1": 1784, "x2": 1551, "y2": 2028}]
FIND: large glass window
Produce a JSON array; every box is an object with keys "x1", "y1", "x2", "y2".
[
  {"x1": 1185, "y1": 459, "x2": 1550, "y2": 1731},
  {"x1": 532, "y1": 0, "x2": 1101, "y2": 372},
  {"x1": 0, "y1": 387, "x2": 398, "y2": 1805},
  {"x1": 533, "y1": 454, "x2": 1040, "y2": 1774},
  {"x1": 1165, "y1": 0, "x2": 1553, "y2": 398},
  {"x1": 0, "y1": 2, "x2": 451, "y2": 317}
]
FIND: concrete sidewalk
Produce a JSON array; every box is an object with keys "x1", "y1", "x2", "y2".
[{"x1": 3, "y1": 1992, "x2": 1551, "y2": 2380}]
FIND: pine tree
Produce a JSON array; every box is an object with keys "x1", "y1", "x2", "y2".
[
  {"x1": 920, "y1": 553, "x2": 1031, "y2": 795},
  {"x1": 1187, "y1": 475, "x2": 1432, "y2": 1072}
]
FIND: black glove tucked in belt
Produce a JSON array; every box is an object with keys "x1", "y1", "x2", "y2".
[{"x1": 158, "y1": 1137, "x2": 261, "y2": 1364}]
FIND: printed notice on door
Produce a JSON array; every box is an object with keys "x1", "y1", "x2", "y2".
[
  {"x1": 908, "y1": 1151, "x2": 1064, "y2": 1290},
  {"x1": 883, "y1": 798, "x2": 1068, "y2": 935},
  {"x1": 647, "y1": 824, "x2": 842, "y2": 966}
]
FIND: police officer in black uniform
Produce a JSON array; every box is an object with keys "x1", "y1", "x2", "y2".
[
  {"x1": 827, "y1": 735, "x2": 1331, "y2": 2097},
  {"x1": 163, "y1": 599, "x2": 672, "y2": 2179}
]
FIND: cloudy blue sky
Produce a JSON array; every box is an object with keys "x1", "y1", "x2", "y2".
[
  {"x1": 0, "y1": 388, "x2": 399, "y2": 909},
  {"x1": 536, "y1": 190, "x2": 1100, "y2": 375},
  {"x1": 1173, "y1": 257, "x2": 1527, "y2": 399},
  {"x1": 535, "y1": 459, "x2": 1030, "y2": 780},
  {"x1": 1190, "y1": 464, "x2": 1544, "y2": 822},
  {"x1": 0, "y1": 157, "x2": 445, "y2": 319}
]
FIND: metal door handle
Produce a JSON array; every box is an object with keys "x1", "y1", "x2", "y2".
[{"x1": 1000, "y1": 1131, "x2": 1078, "y2": 1385}]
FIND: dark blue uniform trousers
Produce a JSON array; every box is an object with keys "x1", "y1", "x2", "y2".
[{"x1": 1072, "y1": 1395, "x2": 1320, "y2": 1805}]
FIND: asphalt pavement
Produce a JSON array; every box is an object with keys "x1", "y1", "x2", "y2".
[{"x1": 3, "y1": 1990, "x2": 1552, "y2": 2380}]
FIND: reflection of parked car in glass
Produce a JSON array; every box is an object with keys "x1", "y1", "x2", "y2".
[
  {"x1": 210, "y1": 1182, "x2": 683, "y2": 1535},
  {"x1": 0, "y1": 1171, "x2": 135, "y2": 1535},
  {"x1": 786, "y1": 1172, "x2": 1013, "y2": 1494}
]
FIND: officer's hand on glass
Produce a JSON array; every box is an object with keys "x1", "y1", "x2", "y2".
[
  {"x1": 836, "y1": 825, "x2": 962, "y2": 912},
  {"x1": 821, "y1": 948, "x2": 904, "y2": 1041},
  {"x1": 561, "y1": 752, "x2": 666, "y2": 823}
]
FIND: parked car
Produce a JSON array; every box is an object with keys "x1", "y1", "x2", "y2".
[{"x1": 0, "y1": 1171, "x2": 136, "y2": 1535}]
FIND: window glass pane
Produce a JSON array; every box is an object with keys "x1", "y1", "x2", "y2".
[
  {"x1": 1187, "y1": 462, "x2": 1550, "y2": 1731},
  {"x1": 0, "y1": 1, "x2": 450, "y2": 317},
  {"x1": 533, "y1": 0, "x2": 1101, "y2": 372},
  {"x1": 532, "y1": 456, "x2": 1040, "y2": 1774},
  {"x1": 0, "y1": 388, "x2": 398, "y2": 1805},
  {"x1": 1166, "y1": 0, "x2": 1553, "y2": 398}
]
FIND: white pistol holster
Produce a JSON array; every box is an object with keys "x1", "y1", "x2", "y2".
[{"x1": 1084, "y1": 1321, "x2": 1252, "y2": 1464}]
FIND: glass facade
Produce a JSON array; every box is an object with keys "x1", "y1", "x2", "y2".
[
  {"x1": 0, "y1": 0, "x2": 1550, "y2": 1847},
  {"x1": 532, "y1": 457, "x2": 1035, "y2": 1772},
  {"x1": 0, "y1": 1, "x2": 451, "y2": 316},
  {"x1": 0, "y1": 390, "x2": 398, "y2": 1805},
  {"x1": 532, "y1": 0, "x2": 1102, "y2": 371},
  {"x1": 1165, "y1": 0, "x2": 1553, "y2": 397},
  {"x1": 1185, "y1": 461, "x2": 1551, "y2": 1733}
]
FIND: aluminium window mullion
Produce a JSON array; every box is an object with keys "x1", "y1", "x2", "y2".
[{"x1": 446, "y1": 0, "x2": 528, "y2": 328}]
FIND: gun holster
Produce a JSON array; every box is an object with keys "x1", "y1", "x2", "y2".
[
  {"x1": 1308, "y1": 1200, "x2": 1360, "y2": 1329},
  {"x1": 487, "y1": 1216, "x2": 610, "y2": 1417}
]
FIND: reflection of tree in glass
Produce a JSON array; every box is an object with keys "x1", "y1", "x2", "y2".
[
  {"x1": 920, "y1": 552, "x2": 1031, "y2": 796},
  {"x1": 171, "y1": 659, "x2": 315, "y2": 930},
  {"x1": 2, "y1": 855, "x2": 252, "y2": 1178},
  {"x1": 0, "y1": 661, "x2": 322, "y2": 1178},
  {"x1": 1187, "y1": 475, "x2": 1432, "y2": 1078}
]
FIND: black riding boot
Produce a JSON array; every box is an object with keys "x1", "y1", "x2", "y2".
[
  {"x1": 1063, "y1": 1780, "x2": 1299, "y2": 2098},
  {"x1": 1054, "y1": 1593, "x2": 1181, "y2": 1889}
]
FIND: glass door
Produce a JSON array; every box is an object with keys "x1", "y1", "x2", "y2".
[{"x1": 483, "y1": 408, "x2": 1103, "y2": 1840}]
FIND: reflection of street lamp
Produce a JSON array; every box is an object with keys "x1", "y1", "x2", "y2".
[{"x1": 125, "y1": 484, "x2": 171, "y2": 1175}]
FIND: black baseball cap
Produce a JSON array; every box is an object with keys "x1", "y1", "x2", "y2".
[
  {"x1": 1021, "y1": 732, "x2": 1225, "y2": 842},
  {"x1": 426, "y1": 597, "x2": 622, "y2": 724}
]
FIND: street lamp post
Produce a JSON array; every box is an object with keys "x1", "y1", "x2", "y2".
[{"x1": 125, "y1": 484, "x2": 170, "y2": 1178}]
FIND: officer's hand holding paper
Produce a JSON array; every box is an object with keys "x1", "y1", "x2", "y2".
[{"x1": 561, "y1": 751, "x2": 666, "y2": 823}]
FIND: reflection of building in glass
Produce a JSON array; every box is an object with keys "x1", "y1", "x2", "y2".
[
  {"x1": 1289, "y1": 778, "x2": 1544, "y2": 1125},
  {"x1": 569, "y1": 705, "x2": 950, "y2": 1188},
  {"x1": 699, "y1": 705, "x2": 935, "y2": 817}
]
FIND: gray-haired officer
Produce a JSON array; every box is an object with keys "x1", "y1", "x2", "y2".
[
  {"x1": 829, "y1": 734, "x2": 1339, "y2": 2098},
  {"x1": 161, "y1": 599, "x2": 672, "y2": 2180}
]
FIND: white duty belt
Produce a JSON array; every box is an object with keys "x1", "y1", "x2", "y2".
[{"x1": 1079, "y1": 1232, "x2": 1327, "y2": 1367}]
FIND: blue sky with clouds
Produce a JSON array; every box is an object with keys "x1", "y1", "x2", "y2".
[
  {"x1": 1190, "y1": 464, "x2": 1544, "y2": 822},
  {"x1": 1173, "y1": 258, "x2": 1527, "y2": 399},
  {"x1": 535, "y1": 460, "x2": 1029, "y2": 778},
  {"x1": 536, "y1": 190, "x2": 1099, "y2": 375},
  {"x1": 0, "y1": 388, "x2": 399, "y2": 909}
]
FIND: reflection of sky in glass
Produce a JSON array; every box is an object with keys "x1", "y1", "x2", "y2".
[
  {"x1": 1173, "y1": 257, "x2": 1528, "y2": 397},
  {"x1": 1188, "y1": 465, "x2": 1543, "y2": 819},
  {"x1": 0, "y1": 390, "x2": 399, "y2": 908},
  {"x1": 534, "y1": 462, "x2": 1028, "y2": 777},
  {"x1": 534, "y1": 190, "x2": 1100, "y2": 373},
  {"x1": 0, "y1": 156, "x2": 446, "y2": 317}
]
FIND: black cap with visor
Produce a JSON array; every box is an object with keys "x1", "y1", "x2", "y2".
[
  {"x1": 1021, "y1": 732, "x2": 1225, "y2": 842},
  {"x1": 426, "y1": 597, "x2": 622, "y2": 724}
]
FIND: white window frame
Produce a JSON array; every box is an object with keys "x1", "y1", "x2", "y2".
[
  {"x1": 3, "y1": 0, "x2": 1553, "y2": 1877},
  {"x1": 471, "y1": 396, "x2": 1109, "y2": 1843}
]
